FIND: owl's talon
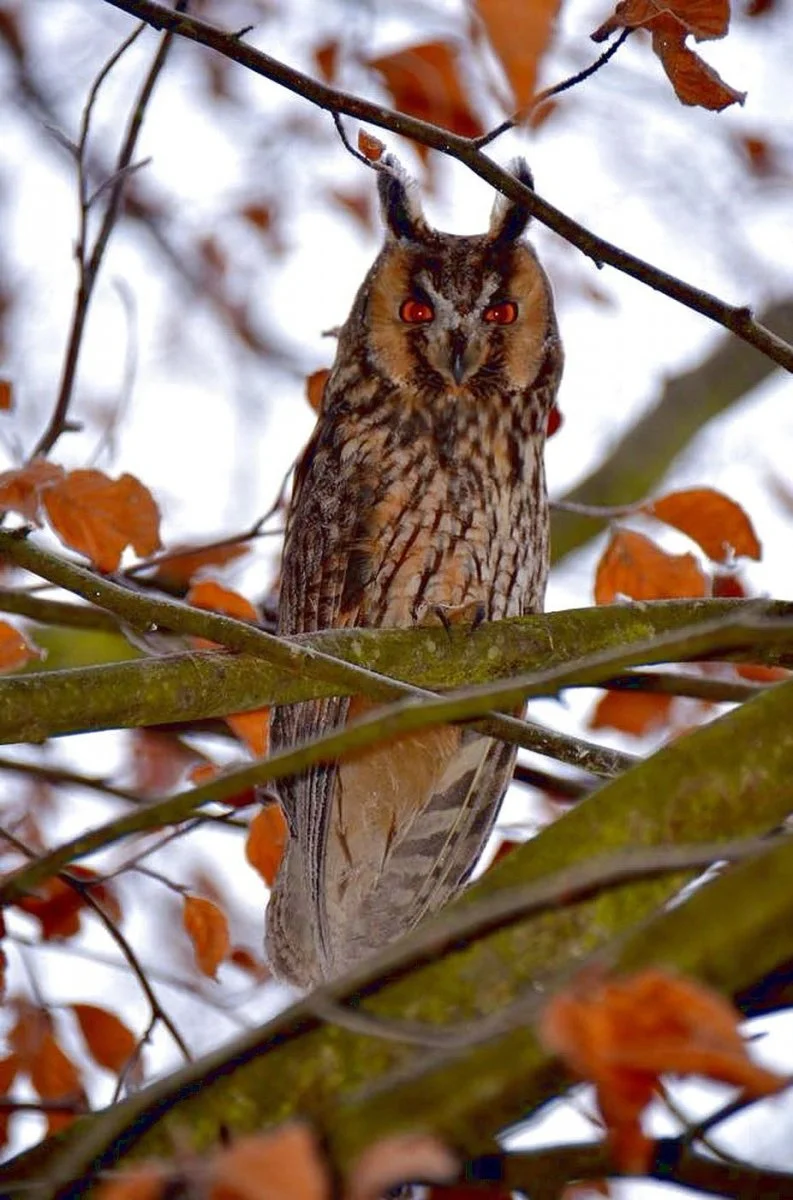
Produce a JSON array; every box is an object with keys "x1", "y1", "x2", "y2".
[{"x1": 415, "y1": 600, "x2": 486, "y2": 637}]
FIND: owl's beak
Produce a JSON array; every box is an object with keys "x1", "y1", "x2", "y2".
[{"x1": 448, "y1": 335, "x2": 469, "y2": 386}]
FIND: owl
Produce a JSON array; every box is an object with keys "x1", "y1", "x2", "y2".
[{"x1": 266, "y1": 156, "x2": 563, "y2": 988}]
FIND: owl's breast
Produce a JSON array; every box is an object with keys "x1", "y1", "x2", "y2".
[{"x1": 351, "y1": 427, "x2": 548, "y2": 627}]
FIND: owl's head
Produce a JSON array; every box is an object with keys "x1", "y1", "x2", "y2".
[{"x1": 339, "y1": 156, "x2": 560, "y2": 403}]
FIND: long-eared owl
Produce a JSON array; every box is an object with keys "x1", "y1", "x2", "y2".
[{"x1": 266, "y1": 157, "x2": 563, "y2": 987}]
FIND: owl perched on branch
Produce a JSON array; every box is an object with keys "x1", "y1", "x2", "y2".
[{"x1": 266, "y1": 156, "x2": 563, "y2": 987}]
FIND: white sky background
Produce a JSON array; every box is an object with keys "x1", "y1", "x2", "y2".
[{"x1": 1, "y1": 0, "x2": 793, "y2": 1174}]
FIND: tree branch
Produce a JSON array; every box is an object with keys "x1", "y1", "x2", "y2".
[
  {"x1": 2, "y1": 623, "x2": 792, "y2": 910},
  {"x1": 11, "y1": 791, "x2": 793, "y2": 1198}
]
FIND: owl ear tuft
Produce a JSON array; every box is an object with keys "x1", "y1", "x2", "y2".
[
  {"x1": 489, "y1": 159, "x2": 534, "y2": 244},
  {"x1": 377, "y1": 155, "x2": 428, "y2": 242}
]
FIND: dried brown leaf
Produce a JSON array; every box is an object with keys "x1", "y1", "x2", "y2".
[
  {"x1": 0, "y1": 620, "x2": 42, "y2": 673},
  {"x1": 187, "y1": 579, "x2": 258, "y2": 623},
  {"x1": 183, "y1": 894, "x2": 230, "y2": 979},
  {"x1": 72, "y1": 1004, "x2": 137, "y2": 1074},
  {"x1": 357, "y1": 129, "x2": 385, "y2": 161},
  {"x1": 245, "y1": 804, "x2": 288, "y2": 888},
  {"x1": 541, "y1": 969, "x2": 785, "y2": 1174},
  {"x1": 368, "y1": 42, "x2": 483, "y2": 138},
  {"x1": 589, "y1": 690, "x2": 674, "y2": 738},
  {"x1": 646, "y1": 487, "x2": 761, "y2": 563},
  {"x1": 227, "y1": 708, "x2": 270, "y2": 757},
  {"x1": 594, "y1": 529, "x2": 708, "y2": 603},
  {"x1": 306, "y1": 369, "x2": 330, "y2": 414},
  {"x1": 42, "y1": 469, "x2": 162, "y2": 572},
  {"x1": 0, "y1": 459, "x2": 64, "y2": 524},
  {"x1": 315, "y1": 40, "x2": 339, "y2": 83},
  {"x1": 651, "y1": 14, "x2": 746, "y2": 109},
  {"x1": 476, "y1": 0, "x2": 562, "y2": 108}
]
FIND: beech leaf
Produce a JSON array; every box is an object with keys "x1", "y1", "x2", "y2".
[
  {"x1": 0, "y1": 620, "x2": 43, "y2": 673},
  {"x1": 72, "y1": 1004, "x2": 137, "y2": 1074},
  {"x1": 183, "y1": 894, "x2": 230, "y2": 979},
  {"x1": 0, "y1": 459, "x2": 64, "y2": 524},
  {"x1": 42, "y1": 469, "x2": 162, "y2": 572},
  {"x1": 594, "y1": 529, "x2": 708, "y2": 603},
  {"x1": 476, "y1": 0, "x2": 562, "y2": 109},
  {"x1": 368, "y1": 42, "x2": 483, "y2": 139},
  {"x1": 589, "y1": 690, "x2": 674, "y2": 738},
  {"x1": 646, "y1": 487, "x2": 761, "y2": 563},
  {"x1": 246, "y1": 804, "x2": 288, "y2": 888},
  {"x1": 541, "y1": 969, "x2": 785, "y2": 1174}
]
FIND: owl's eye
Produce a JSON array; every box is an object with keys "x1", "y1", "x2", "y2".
[
  {"x1": 400, "y1": 298, "x2": 434, "y2": 324},
  {"x1": 483, "y1": 301, "x2": 518, "y2": 325}
]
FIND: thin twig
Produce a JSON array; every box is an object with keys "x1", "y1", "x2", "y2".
[
  {"x1": 602, "y1": 669, "x2": 767, "y2": 704},
  {"x1": 475, "y1": 28, "x2": 633, "y2": 150},
  {"x1": 97, "y1": 0, "x2": 793, "y2": 372},
  {"x1": 0, "y1": 826, "x2": 192, "y2": 1063},
  {"x1": 30, "y1": 8, "x2": 182, "y2": 459}
]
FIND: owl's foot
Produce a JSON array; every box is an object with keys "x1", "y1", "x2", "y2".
[{"x1": 414, "y1": 599, "x2": 486, "y2": 637}]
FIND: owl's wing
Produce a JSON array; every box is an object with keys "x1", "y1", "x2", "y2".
[{"x1": 268, "y1": 427, "x2": 515, "y2": 986}]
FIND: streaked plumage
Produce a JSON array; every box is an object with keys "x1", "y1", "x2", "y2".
[{"x1": 266, "y1": 157, "x2": 563, "y2": 987}]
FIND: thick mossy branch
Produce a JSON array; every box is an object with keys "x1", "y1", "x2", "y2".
[
  {"x1": 8, "y1": 677, "x2": 793, "y2": 1198},
  {"x1": 2, "y1": 614, "x2": 792, "y2": 908},
  {"x1": 3, "y1": 598, "x2": 793, "y2": 745}
]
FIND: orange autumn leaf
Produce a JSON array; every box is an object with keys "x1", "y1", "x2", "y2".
[
  {"x1": 589, "y1": 690, "x2": 674, "y2": 738},
  {"x1": 358, "y1": 129, "x2": 386, "y2": 162},
  {"x1": 227, "y1": 708, "x2": 270, "y2": 757},
  {"x1": 149, "y1": 541, "x2": 249, "y2": 591},
  {"x1": 540, "y1": 968, "x2": 785, "y2": 1174},
  {"x1": 0, "y1": 378, "x2": 12, "y2": 411},
  {"x1": 71, "y1": 1004, "x2": 137, "y2": 1074},
  {"x1": 368, "y1": 43, "x2": 483, "y2": 140},
  {"x1": 0, "y1": 458, "x2": 64, "y2": 524},
  {"x1": 476, "y1": 0, "x2": 562, "y2": 109},
  {"x1": 0, "y1": 619, "x2": 42, "y2": 673},
  {"x1": 245, "y1": 804, "x2": 288, "y2": 888},
  {"x1": 32, "y1": 1033, "x2": 84, "y2": 1135},
  {"x1": 651, "y1": 17, "x2": 746, "y2": 110},
  {"x1": 646, "y1": 488, "x2": 761, "y2": 563},
  {"x1": 314, "y1": 39, "x2": 339, "y2": 83},
  {"x1": 188, "y1": 761, "x2": 219, "y2": 785},
  {"x1": 593, "y1": 0, "x2": 730, "y2": 41},
  {"x1": 187, "y1": 579, "x2": 258, "y2": 623},
  {"x1": 42, "y1": 469, "x2": 162, "y2": 572},
  {"x1": 14, "y1": 868, "x2": 120, "y2": 940},
  {"x1": 183, "y1": 894, "x2": 230, "y2": 979},
  {"x1": 230, "y1": 945, "x2": 271, "y2": 982},
  {"x1": 306, "y1": 368, "x2": 330, "y2": 414},
  {"x1": 594, "y1": 529, "x2": 708, "y2": 604},
  {"x1": 592, "y1": 0, "x2": 744, "y2": 111}
]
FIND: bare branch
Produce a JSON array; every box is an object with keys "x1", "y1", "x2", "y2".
[{"x1": 29, "y1": 11, "x2": 179, "y2": 460}]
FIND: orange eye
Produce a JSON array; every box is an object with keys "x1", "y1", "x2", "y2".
[
  {"x1": 483, "y1": 301, "x2": 518, "y2": 325},
  {"x1": 400, "y1": 298, "x2": 434, "y2": 324}
]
